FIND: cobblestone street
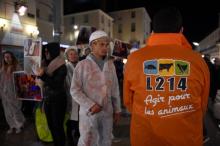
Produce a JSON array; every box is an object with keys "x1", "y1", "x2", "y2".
[{"x1": 1, "y1": 101, "x2": 220, "y2": 146}]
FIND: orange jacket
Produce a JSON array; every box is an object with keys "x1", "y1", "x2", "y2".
[{"x1": 124, "y1": 33, "x2": 210, "y2": 146}]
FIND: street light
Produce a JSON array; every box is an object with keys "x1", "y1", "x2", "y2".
[
  {"x1": 193, "y1": 42, "x2": 199, "y2": 46},
  {"x1": 73, "y1": 25, "x2": 78, "y2": 30}
]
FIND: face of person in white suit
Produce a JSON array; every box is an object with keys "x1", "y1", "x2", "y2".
[{"x1": 91, "y1": 37, "x2": 110, "y2": 59}]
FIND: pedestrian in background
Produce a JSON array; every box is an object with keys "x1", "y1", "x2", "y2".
[
  {"x1": 213, "y1": 58, "x2": 220, "y2": 128},
  {"x1": 79, "y1": 47, "x2": 91, "y2": 60},
  {"x1": 203, "y1": 54, "x2": 216, "y2": 143},
  {"x1": 204, "y1": 54, "x2": 217, "y2": 101},
  {"x1": 113, "y1": 57, "x2": 124, "y2": 109},
  {"x1": 123, "y1": 7, "x2": 210, "y2": 146},
  {"x1": 36, "y1": 42, "x2": 67, "y2": 146},
  {"x1": 64, "y1": 46, "x2": 80, "y2": 146},
  {"x1": 0, "y1": 51, "x2": 25, "y2": 134},
  {"x1": 70, "y1": 30, "x2": 121, "y2": 146},
  {"x1": 214, "y1": 58, "x2": 220, "y2": 90}
]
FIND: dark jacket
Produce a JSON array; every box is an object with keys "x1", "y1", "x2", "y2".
[
  {"x1": 40, "y1": 42, "x2": 67, "y2": 102},
  {"x1": 216, "y1": 67, "x2": 220, "y2": 89},
  {"x1": 204, "y1": 57, "x2": 217, "y2": 99},
  {"x1": 40, "y1": 42, "x2": 67, "y2": 146},
  {"x1": 40, "y1": 64, "x2": 67, "y2": 102}
]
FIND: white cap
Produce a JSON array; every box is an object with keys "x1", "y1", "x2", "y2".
[{"x1": 89, "y1": 30, "x2": 108, "y2": 45}]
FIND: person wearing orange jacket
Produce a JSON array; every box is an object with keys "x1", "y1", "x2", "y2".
[{"x1": 123, "y1": 7, "x2": 210, "y2": 146}]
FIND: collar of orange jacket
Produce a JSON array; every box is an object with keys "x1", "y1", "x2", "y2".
[{"x1": 146, "y1": 33, "x2": 192, "y2": 50}]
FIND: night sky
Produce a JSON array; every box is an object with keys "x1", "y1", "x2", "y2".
[{"x1": 64, "y1": 0, "x2": 220, "y2": 43}]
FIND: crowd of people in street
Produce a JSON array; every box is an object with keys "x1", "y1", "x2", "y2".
[{"x1": 0, "y1": 6, "x2": 220, "y2": 146}]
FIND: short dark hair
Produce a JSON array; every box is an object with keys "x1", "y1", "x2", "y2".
[{"x1": 152, "y1": 7, "x2": 183, "y2": 33}]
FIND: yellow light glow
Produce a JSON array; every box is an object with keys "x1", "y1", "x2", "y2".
[
  {"x1": 69, "y1": 33, "x2": 73, "y2": 41},
  {"x1": 25, "y1": 25, "x2": 39, "y2": 36},
  {"x1": 74, "y1": 25, "x2": 78, "y2": 30},
  {"x1": 74, "y1": 30, "x2": 79, "y2": 39},
  {"x1": 0, "y1": 18, "x2": 7, "y2": 30}
]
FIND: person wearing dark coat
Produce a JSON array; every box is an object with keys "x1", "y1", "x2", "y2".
[
  {"x1": 36, "y1": 42, "x2": 67, "y2": 146},
  {"x1": 204, "y1": 54, "x2": 217, "y2": 101}
]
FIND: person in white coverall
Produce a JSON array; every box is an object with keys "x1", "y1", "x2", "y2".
[
  {"x1": 70, "y1": 30, "x2": 121, "y2": 146},
  {"x1": 65, "y1": 47, "x2": 80, "y2": 146}
]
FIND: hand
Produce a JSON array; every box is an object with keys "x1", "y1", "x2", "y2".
[
  {"x1": 113, "y1": 112, "x2": 121, "y2": 125},
  {"x1": 36, "y1": 68, "x2": 44, "y2": 76},
  {"x1": 89, "y1": 103, "x2": 102, "y2": 115}
]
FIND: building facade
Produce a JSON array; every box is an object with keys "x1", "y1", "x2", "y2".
[
  {"x1": 36, "y1": 0, "x2": 64, "y2": 43},
  {"x1": 0, "y1": 0, "x2": 66, "y2": 66},
  {"x1": 36, "y1": 0, "x2": 54, "y2": 43},
  {"x1": 109, "y1": 7, "x2": 151, "y2": 47},
  {"x1": 197, "y1": 27, "x2": 220, "y2": 59},
  {"x1": 0, "y1": 0, "x2": 38, "y2": 64},
  {"x1": 197, "y1": 14, "x2": 220, "y2": 59},
  {"x1": 63, "y1": 9, "x2": 113, "y2": 46}
]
